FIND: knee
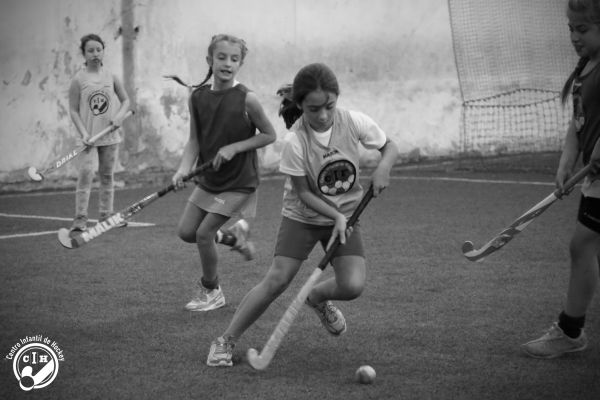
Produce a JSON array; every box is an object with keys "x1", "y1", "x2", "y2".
[
  {"x1": 99, "y1": 172, "x2": 113, "y2": 185},
  {"x1": 569, "y1": 236, "x2": 594, "y2": 267},
  {"x1": 339, "y1": 279, "x2": 365, "y2": 300},
  {"x1": 195, "y1": 228, "x2": 216, "y2": 247},
  {"x1": 77, "y1": 168, "x2": 94, "y2": 185},
  {"x1": 262, "y1": 275, "x2": 291, "y2": 300},
  {"x1": 177, "y1": 225, "x2": 196, "y2": 243}
]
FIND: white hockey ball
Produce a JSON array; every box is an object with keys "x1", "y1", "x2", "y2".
[{"x1": 355, "y1": 365, "x2": 376, "y2": 384}]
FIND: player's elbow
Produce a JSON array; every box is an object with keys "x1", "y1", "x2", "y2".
[
  {"x1": 379, "y1": 139, "x2": 399, "y2": 163},
  {"x1": 260, "y1": 130, "x2": 277, "y2": 146}
]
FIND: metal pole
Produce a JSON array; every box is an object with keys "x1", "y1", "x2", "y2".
[{"x1": 120, "y1": 0, "x2": 138, "y2": 166}]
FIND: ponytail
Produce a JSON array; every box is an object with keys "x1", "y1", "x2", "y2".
[
  {"x1": 277, "y1": 84, "x2": 302, "y2": 129},
  {"x1": 164, "y1": 69, "x2": 212, "y2": 90},
  {"x1": 561, "y1": 57, "x2": 589, "y2": 104}
]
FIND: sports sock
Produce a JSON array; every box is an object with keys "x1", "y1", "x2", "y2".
[
  {"x1": 222, "y1": 335, "x2": 237, "y2": 343},
  {"x1": 214, "y1": 230, "x2": 236, "y2": 246},
  {"x1": 305, "y1": 295, "x2": 319, "y2": 307},
  {"x1": 558, "y1": 311, "x2": 585, "y2": 339},
  {"x1": 214, "y1": 230, "x2": 223, "y2": 243},
  {"x1": 200, "y1": 276, "x2": 219, "y2": 291}
]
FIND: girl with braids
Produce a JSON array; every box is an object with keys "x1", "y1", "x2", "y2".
[
  {"x1": 206, "y1": 63, "x2": 398, "y2": 367},
  {"x1": 170, "y1": 34, "x2": 277, "y2": 312},
  {"x1": 522, "y1": 0, "x2": 600, "y2": 359},
  {"x1": 69, "y1": 34, "x2": 131, "y2": 232}
]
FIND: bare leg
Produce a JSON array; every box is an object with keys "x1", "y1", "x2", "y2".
[
  {"x1": 564, "y1": 222, "x2": 600, "y2": 317},
  {"x1": 195, "y1": 213, "x2": 230, "y2": 282},
  {"x1": 97, "y1": 144, "x2": 118, "y2": 216},
  {"x1": 74, "y1": 148, "x2": 96, "y2": 219},
  {"x1": 307, "y1": 255, "x2": 366, "y2": 304},
  {"x1": 177, "y1": 204, "x2": 229, "y2": 282},
  {"x1": 223, "y1": 256, "x2": 303, "y2": 340}
]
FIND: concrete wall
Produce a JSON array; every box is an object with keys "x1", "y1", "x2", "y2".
[{"x1": 0, "y1": 0, "x2": 460, "y2": 183}]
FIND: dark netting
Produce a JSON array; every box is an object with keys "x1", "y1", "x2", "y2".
[{"x1": 448, "y1": 0, "x2": 578, "y2": 156}]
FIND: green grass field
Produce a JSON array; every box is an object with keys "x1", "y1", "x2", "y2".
[{"x1": 1, "y1": 170, "x2": 599, "y2": 399}]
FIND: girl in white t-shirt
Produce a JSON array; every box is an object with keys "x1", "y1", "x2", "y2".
[{"x1": 206, "y1": 63, "x2": 399, "y2": 367}]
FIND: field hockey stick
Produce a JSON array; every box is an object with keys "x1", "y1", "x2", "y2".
[
  {"x1": 247, "y1": 185, "x2": 375, "y2": 370},
  {"x1": 27, "y1": 110, "x2": 134, "y2": 182},
  {"x1": 57, "y1": 159, "x2": 213, "y2": 249},
  {"x1": 462, "y1": 164, "x2": 592, "y2": 262}
]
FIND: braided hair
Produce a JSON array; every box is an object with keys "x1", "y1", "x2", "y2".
[
  {"x1": 165, "y1": 34, "x2": 248, "y2": 89},
  {"x1": 561, "y1": 57, "x2": 589, "y2": 104}
]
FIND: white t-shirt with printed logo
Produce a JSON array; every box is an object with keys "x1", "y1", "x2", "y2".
[{"x1": 279, "y1": 108, "x2": 387, "y2": 225}]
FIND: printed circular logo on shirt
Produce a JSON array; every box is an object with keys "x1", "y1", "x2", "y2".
[
  {"x1": 89, "y1": 91, "x2": 110, "y2": 115},
  {"x1": 318, "y1": 159, "x2": 356, "y2": 196},
  {"x1": 12, "y1": 343, "x2": 60, "y2": 391}
]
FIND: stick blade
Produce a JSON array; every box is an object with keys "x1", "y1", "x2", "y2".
[
  {"x1": 27, "y1": 166, "x2": 43, "y2": 182},
  {"x1": 57, "y1": 228, "x2": 78, "y2": 249},
  {"x1": 461, "y1": 240, "x2": 486, "y2": 262},
  {"x1": 247, "y1": 348, "x2": 270, "y2": 370},
  {"x1": 461, "y1": 240, "x2": 475, "y2": 254}
]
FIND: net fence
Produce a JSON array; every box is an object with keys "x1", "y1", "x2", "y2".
[{"x1": 448, "y1": 0, "x2": 578, "y2": 156}]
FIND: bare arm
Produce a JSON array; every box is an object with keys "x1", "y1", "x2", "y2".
[
  {"x1": 112, "y1": 75, "x2": 131, "y2": 125},
  {"x1": 370, "y1": 139, "x2": 399, "y2": 196},
  {"x1": 244, "y1": 92, "x2": 278, "y2": 147},
  {"x1": 68, "y1": 79, "x2": 90, "y2": 143},
  {"x1": 589, "y1": 131, "x2": 600, "y2": 177},
  {"x1": 556, "y1": 120, "x2": 581, "y2": 190},
  {"x1": 213, "y1": 91, "x2": 277, "y2": 170}
]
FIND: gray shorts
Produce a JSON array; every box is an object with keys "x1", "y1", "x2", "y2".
[
  {"x1": 188, "y1": 186, "x2": 257, "y2": 218},
  {"x1": 274, "y1": 216, "x2": 364, "y2": 260}
]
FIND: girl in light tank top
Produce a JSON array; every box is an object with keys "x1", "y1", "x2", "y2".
[
  {"x1": 206, "y1": 63, "x2": 399, "y2": 367},
  {"x1": 68, "y1": 34, "x2": 130, "y2": 232}
]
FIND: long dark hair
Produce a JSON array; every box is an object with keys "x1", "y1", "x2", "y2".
[
  {"x1": 561, "y1": 57, "x2": 589, "y2": 104},
  {"x1": 165, "y1": 34, "x2": 248, "y2": 89},
  {"x1": 277, "y1": 63, "x2": 340, "y2": 129},
  {"x1": 561, "y1": 0, "x2": 600, "y2": 103}
]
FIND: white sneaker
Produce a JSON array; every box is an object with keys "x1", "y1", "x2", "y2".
[
  {"x1": 226, "y1": 219, "x2": 256, "y2": 261},
  {"x1": 521, "y1": 323, "x2": 588, "y2": 359},
  {"x1": 207, "y1": 336, "x2": 234, "y2": 367},
  {"x1": 307, "y1": 299, "x2": 347, "y2": 336},
  {"x1": 185, "y1": 285, "x2": 226, "y2": 312},
  {"x1": 70, "y1": 215, "x2": 88, "y2": 232}
]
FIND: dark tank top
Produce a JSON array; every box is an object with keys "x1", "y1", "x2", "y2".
[{"x1": 190, "y1": 84, "x2": 258, "y2": 192}]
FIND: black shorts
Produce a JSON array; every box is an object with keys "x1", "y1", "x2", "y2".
[
  {"x1": 274, "y1": 217, "x2": 365, "y2": 261},
  {"x1": 578, "y1": 195, "x2": 600, "y2": 234}
]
